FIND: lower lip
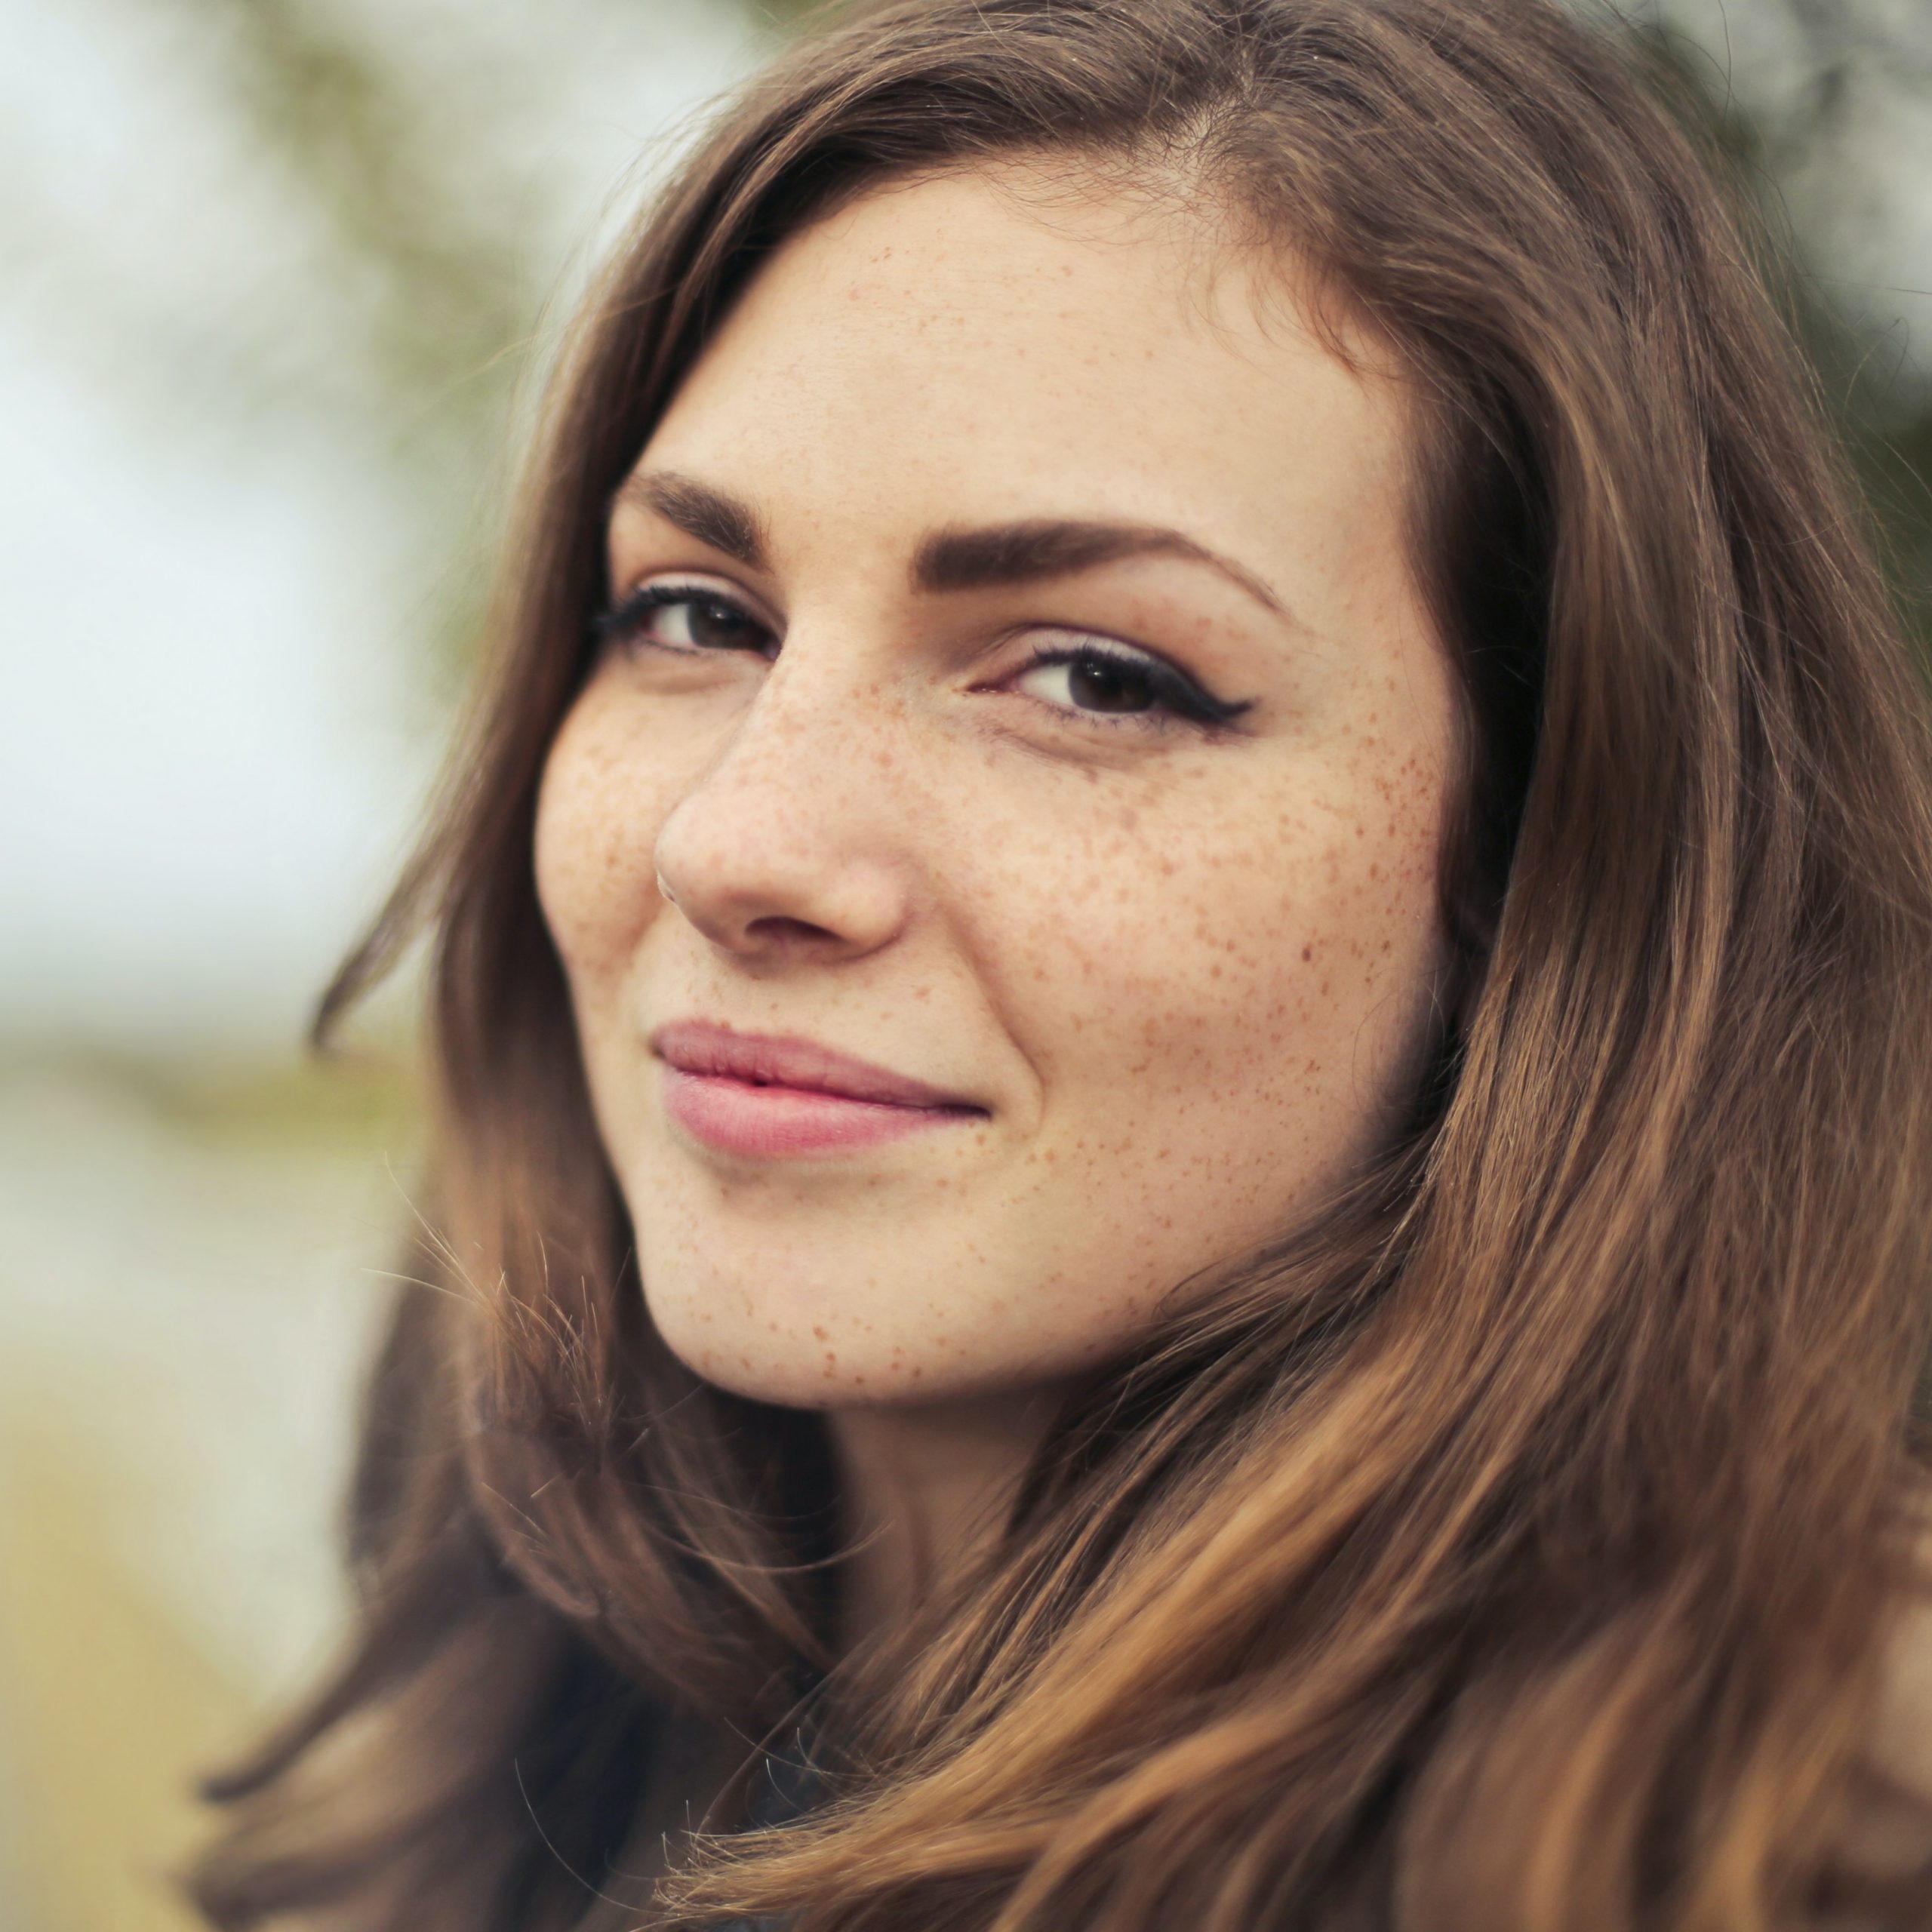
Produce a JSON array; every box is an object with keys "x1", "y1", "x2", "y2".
[{"x1": 661, "y1": 1067, "x2": 980, "y2": 1158}]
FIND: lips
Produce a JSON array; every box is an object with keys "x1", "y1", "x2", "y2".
[{"x1": 649, "y1": 1020, "x2": 984, "y2": 1158}]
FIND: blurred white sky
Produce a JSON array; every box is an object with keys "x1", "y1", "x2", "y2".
[
  {"x1": 0, "y1": 0, "x2": 1927, "y2": 1060},
  {"x1": 0, "y1": 0, "x2": 764, "y2": 1056}
]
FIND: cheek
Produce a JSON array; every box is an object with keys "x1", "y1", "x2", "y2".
[
  {"x1": 988, "y1": 728, "x2": 1451, "y2": 1163},
  {"x1": 532, "y1": 692, "x2": 670, "y2": 987}
]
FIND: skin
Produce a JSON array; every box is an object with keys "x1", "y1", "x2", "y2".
[{"x1": 534, "y1": 165, "x2": 1460, "y2": 1641}]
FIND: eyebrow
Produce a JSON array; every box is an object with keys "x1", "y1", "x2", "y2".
[
  {"x1": 913, "y1": 518, "x2": 1287, "y2": 618},
  {"x1": 614, "y1": 469, "x2": 1289, "y2": 620},
  {"x1": 615, "y1": 470, "x2": 770, "y2": 571}
]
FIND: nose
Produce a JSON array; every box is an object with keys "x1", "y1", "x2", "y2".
[{"x1": 651, "y1": 648, "x2": 912, "y2": 964}]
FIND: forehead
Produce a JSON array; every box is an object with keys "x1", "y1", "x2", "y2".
[{"x1": 635, "y1": 165, "x2": 1418, "y2": 595}]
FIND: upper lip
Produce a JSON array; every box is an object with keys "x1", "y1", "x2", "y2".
[{"x1": 650, "y1": 1020, "x2": 983, "y2": 1111}]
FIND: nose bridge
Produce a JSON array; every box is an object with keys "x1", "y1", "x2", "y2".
[
  {"x1": 689, "y1": 635, "x2": 887, "y2": 835},
  {"x1": 653, "y1": 629, "x2": 910, "y2": 952}
]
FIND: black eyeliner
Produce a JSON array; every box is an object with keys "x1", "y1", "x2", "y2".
[{"x1": 1024, "y1": 639, "x2": 1256, "y2": 728}]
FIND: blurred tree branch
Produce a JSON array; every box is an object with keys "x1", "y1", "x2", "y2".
[{"x1": 1636, "y1": 2, "x2": 1932, "y2": 663}]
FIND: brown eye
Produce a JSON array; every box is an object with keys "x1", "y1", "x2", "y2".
[
  {"x1": 675, "y1": 595, "x2": 767, "y2": 651},
  {"x1": 1008, "y1": 641, "x2": 1253, "y2": 729},
  {"x1": 1066, "y1": 657, "x2": 1156, "y2": 712},
  {"x1": 594, "y1": 585, "x2": 777, "y2": 657}
]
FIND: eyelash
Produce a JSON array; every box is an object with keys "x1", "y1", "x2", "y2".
[
  {"x1": 1012, "y1": 638, "x2": 1252, "y2": 729},
  {"x1": 589, "y1": 581, "x2": 1254, "y2": 732},
  {"x1": 592, "y1": 582, "x2": 779, "y2": 658}
]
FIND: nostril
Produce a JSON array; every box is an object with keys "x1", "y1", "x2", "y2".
[{"x1": 744, "y1": 914, "x2": 841, "y2": 947}]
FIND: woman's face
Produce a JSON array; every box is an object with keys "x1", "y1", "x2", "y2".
[{"x1": 536, "y1": 167, "x2": 1459, "y2": 1408}]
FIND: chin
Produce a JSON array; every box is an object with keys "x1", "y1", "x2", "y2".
[
  {"x1": 650, "y1": 1309, "x2": 940, "y2": 1407},
  {"x1": 644, "y1": 1271, "x2": 1105, "y2": 1411}
]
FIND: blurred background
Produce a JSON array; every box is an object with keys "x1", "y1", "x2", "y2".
[{"x1": 0, "y1": 0, "x2": 1927, "y2": 1926}]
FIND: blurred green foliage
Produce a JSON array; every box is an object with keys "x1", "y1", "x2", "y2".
[
  {"x1": 185, "y1": 0, "x2": 533, "y2": 412},
  {"x1": 1641, "y1": 12, "x2": 1932, "y2": 666},
  {"x1": 149, "y1": 0, "x2": 567, "y2": 692}
]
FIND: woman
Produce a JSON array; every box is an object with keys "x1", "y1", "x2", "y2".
[{"x1": 190, "y1": 0, "x2": 1932, "y2": 1927}]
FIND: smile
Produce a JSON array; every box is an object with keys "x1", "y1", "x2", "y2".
[{"x1": 649, "y1": 1020, "x2": 986, "y2": 1158}]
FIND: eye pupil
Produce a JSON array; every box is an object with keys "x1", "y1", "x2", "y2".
[
  {"x1": 1069, "y1": 657, "x2": 1154, "y2": 712},
  {"x1": 690, "y1": 598, "x2": 756, "y2": 649}
]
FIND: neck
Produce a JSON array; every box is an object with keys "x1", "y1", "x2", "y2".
[{"x1": 828, "y1": 1386, "x2": 1068, "y2": 1654}]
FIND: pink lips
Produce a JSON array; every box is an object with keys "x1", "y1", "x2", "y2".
[{"x1": 651, "y1": 1020, "x2": 985, "y2": 1158}]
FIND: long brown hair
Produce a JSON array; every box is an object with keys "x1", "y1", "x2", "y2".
[{"x1": 189, "y1": 1, "x2": 1932, "y2": 1927}]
